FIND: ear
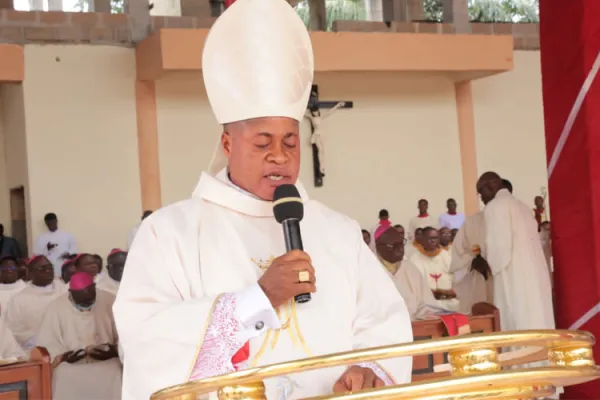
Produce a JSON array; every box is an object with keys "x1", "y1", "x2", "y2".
[{"x1": 221, "y1": 131, "x2": 232, "y2": 157}]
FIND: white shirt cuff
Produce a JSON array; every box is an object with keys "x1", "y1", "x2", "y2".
[{"x1": 234, "y1": 283, "x2": 281, "y2": 343}]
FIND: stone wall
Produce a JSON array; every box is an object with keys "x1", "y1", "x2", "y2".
[{"x1": 0, "y1": 9, "x2": 539, "y2": 49}]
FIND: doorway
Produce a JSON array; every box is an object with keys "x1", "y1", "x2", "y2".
[{"x1": 9, "y1": 186, "x2": 27, "y2": 257}]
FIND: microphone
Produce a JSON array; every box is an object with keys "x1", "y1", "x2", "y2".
[{"x1": 273, "y1": 184, "x2": 310, "y2": 304}]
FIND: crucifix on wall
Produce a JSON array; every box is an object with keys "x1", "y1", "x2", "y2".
[{"x1": 305, "y1": 85, "x2": 353, "y2": 187}]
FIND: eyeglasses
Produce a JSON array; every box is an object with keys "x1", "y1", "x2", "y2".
[
  {"x1": 0, "y1": 265, "x2": 17, "y2": 272},
  {"x1": 31, "y1": 263, "x2": 53, "y2": 272},
  {"x1": 376, "y1": 240, "x2": 407, "y2": 249}
]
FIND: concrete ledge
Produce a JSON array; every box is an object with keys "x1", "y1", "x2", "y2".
[
  {"x1": 0, "y1": 43, "x2": 24, "y2": 82},
  {"x1": 136, "y1": 28, "x2": 513, "y2": 81}
]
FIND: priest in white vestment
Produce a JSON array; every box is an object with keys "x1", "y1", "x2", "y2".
[
  {"x1": 374, "y1": 223, "x2": 438, "y2": 320},
  {"x1": 97, "y1": 249, "x2": 127, "y2": 295},
  {"x1": 113, "y1": 2, "x2": 413, "y2": 398},
  {"x1": 5, "y1": 255, "x2": 66, "y2": 350},
  {"x1": 33, "y1": 213, "x2": 78, "y2": 277},
  {"x1": 0, "y1": 255, "x2": 27, "y2": 316},
  {"x1": 449, "y1": 212, "x2": 494, "y2": 314},
  {"x1": 410, "y1": 227, "x2": 459, "y2": 311},
  {"x1": 37, "y1": 272, "x2": 121, "y2": 400},
  {"x1": 0, "y1": 316, "x2": 25, "y2": 360},
  {"x1": 126, "y1": 210, "x2": 153, "y2": 250},
  {"x1": 477, "y1": 172, "x2": 555, "y2": 332}
]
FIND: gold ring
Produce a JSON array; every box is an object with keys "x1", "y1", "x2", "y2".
[{"x1": 298, "y1": 271, "x2": 310, "y2": 283}]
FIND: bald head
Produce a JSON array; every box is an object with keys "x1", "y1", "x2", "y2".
[{"x1": 477, "y1": 171, "x2": 504, "y2": 205}]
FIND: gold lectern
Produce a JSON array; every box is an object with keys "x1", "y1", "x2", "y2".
[{"x1": 151, "y1": 330, "x2": 600, "y2": 399}]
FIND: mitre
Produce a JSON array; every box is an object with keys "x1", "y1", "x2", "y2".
[{"x1": 202, "y1": 0, "x2": 314, "y2": 175}]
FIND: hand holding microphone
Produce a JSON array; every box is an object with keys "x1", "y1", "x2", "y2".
[{"x1": 257, "y1": 184, "x2": 315, "y2": 307}]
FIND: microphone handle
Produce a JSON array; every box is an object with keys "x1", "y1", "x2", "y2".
[{"x1": 282, "y1": 219, "x2": 311, "y2": 303}]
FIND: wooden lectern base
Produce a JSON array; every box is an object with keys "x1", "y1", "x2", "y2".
[{"x1": 0, "y1": 347, "x2": 52, "y2": 400}]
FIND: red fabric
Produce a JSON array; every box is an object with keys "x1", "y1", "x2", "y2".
[
  {"x1": 231, "y1": 341, "x2": 249, "y2": 369},
  {"x1": 540, "y1": 1, "x2": 600, "y2": 397},
  {"x1": 438, "y1": 314, "x2": 469, "y2": 336},
  {"x1": 224, "y1": 0, "x2": 236, "y2": 9}
]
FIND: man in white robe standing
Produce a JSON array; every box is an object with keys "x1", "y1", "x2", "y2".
[
  {"x1": 476, "y1": 172, "x2": 555, "y2": 332},
  {"x1": 112, "y1": 0, "x2": 413, "y2": 398},
  {"x1": 33, "y1": 213, "x2": 78, "y2": 277}
]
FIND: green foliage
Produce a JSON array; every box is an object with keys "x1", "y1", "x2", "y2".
[
  {"x1": 296, "y1": 0, "x2": 366, "y2": 31},
  {"x1": 424, "y1": 0, "x2": 539, "y2": 22}
]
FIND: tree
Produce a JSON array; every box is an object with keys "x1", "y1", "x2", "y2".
[
  {"x1": 295, "y1": 0, "x2": 366, "y2": 31},
  {"x1": 423, "y1": 0, "x2": 538, "y2": 23}
]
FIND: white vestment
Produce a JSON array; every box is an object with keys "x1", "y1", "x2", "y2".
[
  {"x1": 408, "y1": 215, "x2": 437, "y2": 240},
  {"x1": 37, "y1": 290, "x2": 122, "y2": 400},
  {"x1": 0, "y1": 316, "x2": 25, "y2": 360},
  {"x1": 127, "y1": 223, "x2": 141, "y2": 250},
  {"x1": 114, "y1": 170, "x2": 413, "y2": 400},
  {"x1": 410, "y1": 250, "x2": 459, "y2": 311},
  {"x1": 96, "y1": 274, "x2": 120, "y2": 296},
  {"x1": 0, "y1": 279, "x2": 27, "y2": 316},
  {"x1": 450, "y1": 212, "x2": 493, "y2": 314},
  {"x1": 33, "y1": 230, "x2": 78, "y2": 276},
  {"x1": 4, "y1": 281, "x2": 66, "y2": 349},
  {"x1": 484, "y1": 189, "x2": 555, "y2": 331},
  {"x1": 386, "y1": 260, "x2": 439, "y2": 320}
]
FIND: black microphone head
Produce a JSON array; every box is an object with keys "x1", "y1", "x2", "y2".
[{"x1": 273, "y1": 184, "x2": 304, "y2": 223}]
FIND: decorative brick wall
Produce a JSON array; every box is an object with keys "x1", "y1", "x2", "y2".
[
  {"x1": 332, "y1": 20, "x2": 540, "y2": 50},
  {"x1": 0, "y1": 10, "x2": 215, "y2": 45},
  {"x1": 0, "y1": 9, "x2": 540, "y2": 50}
]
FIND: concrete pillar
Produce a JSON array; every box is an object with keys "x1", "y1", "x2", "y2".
[
  {"x1": 93, "y1": 0, "x2": 112, "y2": 13},
  {"x1": 181, "y1": 0, "x2": 212, "y2": 18},
  {"x1": 150, "y1": 0, "x2": 181, "y2": 16},
  {"x1": 308, "y1": 0, "x2": 326, "y2": 30},
  {"x1": 0, "y1": 0, "x2": 13, "y2": 9},
  {"x1": 442, "y1": 0, "x2": 470, "y2": 33},
  {"x1": 382, "y1": 0, "x2": 424, "y2": 22}
]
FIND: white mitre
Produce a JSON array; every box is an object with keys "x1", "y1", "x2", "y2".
[{"x1": 202, "y1": 0, "x2": 314, "y2": 175}]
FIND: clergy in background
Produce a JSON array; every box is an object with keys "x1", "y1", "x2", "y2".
[
  {"x1": 477, "y1": 172, "x2": 555, "y2": 332},
  {"x1": 5, "y1": 255, "x2": 66, "y2": 350},
  {"x1": 0, "y1": 255, "x2": 26, "y2": 316},
  {"x1": 450, "y1": 212, "x2": 493, "y2": 314},
  {"x1": 408, "y1": 199, "x2": 436, "y2": 240},
  {"x1": 113, "y1": 1, "x2": 413, "y2": 398},
  {"x1": 0, "y1": 316, "x2": 25, "y2": 360},
  {"x1": 33, "y1": 213, "x2": 78, "y2": 276},
  {"x1": 374, "y1": 223, "x2": 437, "y2": 320},
  {"x1": 37, "y1": 272, "x2": 121, "y2": 400},
  {"x1": 438, "y1": 198, "x2": 465, "y2": 230},
  {"x1": 97, "y1": 249, "x2": 127, "y2": 296}
]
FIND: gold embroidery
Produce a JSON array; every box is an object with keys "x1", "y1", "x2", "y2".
[
  {"x1": 251, "y1": 256, "x2": 275, "y2": 271},
  {"x1": 185, "y1": 294, "x2": 222, "y2": 380}
]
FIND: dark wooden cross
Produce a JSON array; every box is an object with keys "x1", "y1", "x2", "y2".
[{"x1": 306, "y1": 84, "x2": 353, "y2": 187}]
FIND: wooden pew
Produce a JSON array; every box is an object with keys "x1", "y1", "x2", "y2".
[
  {"x1": 411, "y1": 302, "x2": 501, "y2": 381},
  {"x1": 0, "y1": 347, "x2": 52, "y2": 400}
]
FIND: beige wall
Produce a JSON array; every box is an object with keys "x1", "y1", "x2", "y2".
[
  {"x1": 473, "y1": 50, "x2": 548, "y2": 210},
  {"x1": 21, "y1": 45, "x2": 141, "y2": 257},
  {"x1": 156, "y1": 72, "x2": 465, "y2": 230},
  {"x1": 0, "y1": 88, "x2": 11, "y2": 232}
]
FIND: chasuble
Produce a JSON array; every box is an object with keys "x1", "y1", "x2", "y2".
[{"x1": 114, "y1": 170, "x2": 413, "y2": 400}]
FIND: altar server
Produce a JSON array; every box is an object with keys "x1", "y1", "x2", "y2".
[{"x1": 113, "y1": 0, "x2": 413, "y2": 398}]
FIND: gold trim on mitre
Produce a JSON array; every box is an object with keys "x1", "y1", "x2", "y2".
[{"x1": 201, "y1": 0, "x2": 315, "y2": 176}]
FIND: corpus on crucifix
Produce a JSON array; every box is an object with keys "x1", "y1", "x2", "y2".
[{"x1": 305, "y1": 85, "x2": 353, "y2": 187}]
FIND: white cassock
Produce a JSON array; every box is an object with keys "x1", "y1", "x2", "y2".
[
  {"x1": 96, "y1": 274, "x2": 120, "y2": 296},
  {"x1": 4, "y1": 281, "x2": 66, "y2": 350},
  {"x1": 114, "y1": 171, "x2": 413, "y2": 399},
  {"x1": 484, "y1": 189, "x2": 555, "y2": 331},
  {"x1": 450, "y1": 212, "x2": 494, "y2": 314},
  {"x1": 0, "y1": 279, "x2": 27, "y2": 316},
  {"x1": 384, "y1": 260, "x2": 439, "y2": 320},
  {"x1": 36, "y1": 290, "x2": 122, "y2": 400},
  {"x1": 126, "y1": 223, "x2": 140, "y2": 250},
  {"x1": 0, "y1": 316, "x2": 25, "y2": 360},
  {"x1": 408, "y1": 215, "x2": 437, "y2": 240},
  {"x1": 410, "y1": 250, "x2": 459, "y2": 311},
  {"x1": 33, "y1": 229, "x2": 78, "y2": 276}
]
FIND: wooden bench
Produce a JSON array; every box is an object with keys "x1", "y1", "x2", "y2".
[
  {"x1": 411, "y1": 302, "x2": 501, "y2": 381},
  {"x1": 0, "y1": 347, "x2": 52, "y2": 400}
]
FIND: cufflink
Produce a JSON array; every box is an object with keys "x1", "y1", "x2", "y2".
[{"x1": 255, "y1": 321, "x2": 264, "y2": 330}]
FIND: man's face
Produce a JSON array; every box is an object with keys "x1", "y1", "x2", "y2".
[
  {"x1": 362, "y1": 231, "x2": 371, "y2": 245},
  {"x1": 447, "y1": 199, "x2": 457, "y2": 213},
  {"x1": 414, "y1": 229, "x2": 424, "y2": 243},
  {"x1": 418, "y1": 200, "x2": 428, "y2": 214},
  {"x1": 107, "y1": 252, "x2": 127, "y2": 282},
  {"x1": 439, "y1": 228, "x2": 452, "y2": 246},
  {"x1": 423, "y1": 229, "x2": 440, "y2": 252},
  {"x1": 76, "y1": 255, "x2": 100, "y2": 277},
  {"x1": 0, "y1": 259, "x2": 19, "y2": 284},
  {"x1": 45, "y1": 218, "x2": 58, "y2": 232},
  {"x1": 70, "y1": 284, "x2": 96, "y2": 308},
  {"x1": 535, "y1": 196, "x2": 544, "y2": 208},
  {"x1": 223, "y1": 117, "x2": 301, "y2": 201},
  {"x1": 61, "y1": 262, "x2": 76, "y2": 283},
  {"x1": 29, "y1": 257, "x2": 54, "y2": 286},
  {"x1": 477, "y1": 182, "x2": 495, "y2": 205},
  {"x1": 376, "y1": 229, "x2": 405, "y2": 264},
  {"x1": 395, "y1": 226, "x2": 405, "y2": 239}
]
